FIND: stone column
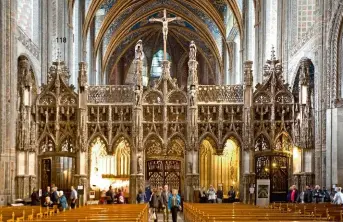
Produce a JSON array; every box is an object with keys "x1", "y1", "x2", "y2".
[
  {"x1": 186, "y1": 42, "x2": 199, "y2": 202},
  {"x1": 77, "y1": 62, "x2": 89, "y2": 205},
  {"x1": 243, "y1": 173, "x2": 255, "y2": 204},
  {"x1": 242, "y1": 61, "x2": 254, "y2": 203},
  {"x1": 131, "y1": 42, "x2": 144, "y2": 203}
]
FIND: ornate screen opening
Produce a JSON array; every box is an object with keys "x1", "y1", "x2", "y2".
[
  {"x1": 146, "y1": 160, "x2": 181, "y2": 192},
  {"x1": 41, "y1": 159, "x2": 51, "y2": 190},
  {"x1": 255, "y1": 155, "x2": 289, "y2": 202}
]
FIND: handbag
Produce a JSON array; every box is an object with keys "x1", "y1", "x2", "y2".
[{"x1": 150, "y1": 209, "x2": 157, "y2": 220}]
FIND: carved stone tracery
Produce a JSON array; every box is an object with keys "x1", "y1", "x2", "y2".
[{"x1": 16, "y1": 39, "x2": 313, "y2": 203}]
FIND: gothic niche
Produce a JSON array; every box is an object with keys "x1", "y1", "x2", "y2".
[
  {"x1": 199, "y1": 137, "x2": 239, "y2": 194},
  {"x1": 274, "y1": 133, "x2": 292, "y2": 152},
  {"x1": 40, "y1": 136, "x2": 55, "y2": 153},
  {"x1": 89, "y1": 137, "x2": 130, "y2": 191},
  {"x1": 254, "y1": 134, "x2": 270, "y2": 152},
  {"x1": 167, "y1": 137, "x2": 185, "y2": 157},
  {"x1": 145, "y1": 136, "x2": 164, "y2": 157},
  {"x1": 60, "y1": 137, "x2": 75, "y2": 153}
]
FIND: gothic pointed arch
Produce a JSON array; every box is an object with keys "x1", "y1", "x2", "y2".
[
  {"x1": 198, "y1": 134, "x2": 219, "y2": 153},
  {"x1": 88, "y1": 134, "x2": 109, "y2": 152},
  {"x1": 274, "y1": 132, "x2": 293, "y2": 152},
  {"x1": 38, "y1": 134, "x2": 56, "y2": 154},
  {"x1": 167, "y1": 135, "x2": 186, "y2": 158},
  {"x1": 59, "y1": 134, "x2": 76, "y2": 153},
  {"x1": 144, "y1": 133, "x2": 164, "y2": 158},
  {"x1": 221, "y1": 132, "x2": 243, "y2": 148},
  {"x1": 326, "y1": 2, "x2": 343, "y2": 104}
]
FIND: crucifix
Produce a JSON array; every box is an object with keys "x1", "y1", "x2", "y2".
[{"x1": 149, "y1": 9, "x2": 181, "y2": 60}]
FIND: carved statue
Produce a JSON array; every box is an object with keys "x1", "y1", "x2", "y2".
[
  {"x1": 137, "y1": 156, "x2": 143, "y2": 174},
  {"x1": 135, "y1": 40, "x2": 144, "y2": 61},
  {"x1": 255, "y1": 139, "x2": 260, "y2": 151},
  {"x1": 275, "y1": 139, "x2": 282, "y2": 150},
  {"x1": 261, "y1": 137, "x2": 268, "y2": 150},
  {"x1": 149, "y1": 10, "x2": 181, "y2": 45},
  {"x1": 149, "y1": 9, "x2": 181, "y2": 60},
  {"x1": 189, "y1": 41, "x2": 197, "y2": 61},
  {"x1": 188, "y1": 162, "x2": 193, "y2": 173},
  {"x1": 134, "y1": 85, "x2": 141, "y2": 106},
  {"x1": 48, "y1": 139, "x2": 53, "y2": 152},
  {"x1": 189, "y1": 85, "x2": 196, "y2": 106}
]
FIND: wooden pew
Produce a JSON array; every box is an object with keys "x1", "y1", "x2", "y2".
[
  {"x1": 184, "y1": 203, "x2": 318, "y2": 222},
  {"x1": 270, "y1": 202, "x2": 343, "y2": 221},
  {"x1": 0, "y1": 206, "x2": 41, "y2": 222},
  {"x1": 0, "y1": 204, "x2": 148, "y2": 222},
  {"x1": 33, "y1": 204, "x2": 148, "y2": 222}
]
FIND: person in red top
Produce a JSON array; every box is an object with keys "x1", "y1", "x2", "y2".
[{"x1": 287, "y1": 185, "x2": 299, "y2": 203}]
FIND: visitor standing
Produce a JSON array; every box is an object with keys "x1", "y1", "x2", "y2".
[
  {"x1": 207, "y1": 185, "x2": 216, "y2": 203},
  {"x1": 161, "y1": 185, "x2": 171, "y2": 222},
  {"x1": 303, "y1": 186, "x2": 313, "y2": 203},
  {"x1": 333, "y1": 187, "x2": 343, "y2": 205},
  {"x1": 216, "y1": 187, "x2": 223, "y2": 203},
  {"x1": 150, "y1": 188, "x2": 163, "y2": 222},
  {"x1": 228, "y1": 186, "x2": 236, "y2": 203},
  {"x1": 313, "y1": 185, "x2": 323, "y2": 203},
  {"x1": 58, "y1": 191, "x2": 68, "y2": 211},
  {"x1": 136, "y1": 189, "x2": 145, "y2": 204},
  {"x1": 106, "y1": 186, "x2": 114, "y2": 204},
  {"x1": 31, "y1": 188, "x2": 40, "y2": 206},
  {"x1": 168, "y1": 189, "x2": 181, "y2": 222},
  {"x1": 70, "y1": 186, "x2": 78, "y2": 209}
]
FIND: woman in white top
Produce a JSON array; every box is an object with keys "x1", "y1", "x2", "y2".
[
  {"x1": 333, "y1": 187, "x2": 343, "y2": 205},
  {"x1": 207, "y1": 185, "x2": 216, "y2": 203}
]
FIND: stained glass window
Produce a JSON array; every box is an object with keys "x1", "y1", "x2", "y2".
[{"x1": 150, "y1": 50, "x2": 171, "y2": 78}]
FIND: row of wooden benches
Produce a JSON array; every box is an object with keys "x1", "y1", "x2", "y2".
[
  {"x1": 271, "y1": 202, "x2": 343, "y2": 221},
  {"x1": 184, "y1": 202, "x2": 343, "y2": 221},
  {"x1": 0, "y1": 204, "x2": 148, "y2": 222}
]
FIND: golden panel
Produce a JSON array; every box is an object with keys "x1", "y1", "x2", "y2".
[{"x1": 199, "y1": 138, "x2": 239, "y2": 194}]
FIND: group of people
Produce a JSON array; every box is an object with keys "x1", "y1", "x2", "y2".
[
  {"x1": 137, "y1": 185, "x2": 181, "y2": 222},
  {"x1": 30, "y1": 185, "x2": 78, "y2": 211},
  {"x1": 199, "y1": 185, "x2": 236, "y2": 203},
  {"x1": 287, "y1": 184, "x2": 343, "y2": 204},
  {"x1": 102, "y1": 186, "x2": 125, "y2": 204}
]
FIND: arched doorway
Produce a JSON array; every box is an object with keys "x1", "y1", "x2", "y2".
[
  {"x1": 255, "y1": 133, "x2": 292, "y2": 202},
  {"x1": 39, "y1": 135, "x2": 76, "y2": 193},
  {"x1": 145, "y1": 135, "x2": 185, "y2": 193},
  {"x1": 199, "y1": 136, "x2": 240, "y2": 195},
  {"x1": 89, "y1": 136, "x2": 131, "y2": 193}
]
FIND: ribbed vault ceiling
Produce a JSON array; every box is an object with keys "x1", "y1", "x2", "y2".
[{"x1": 79, "y1": 0, "x2": 242, "y2": 78}]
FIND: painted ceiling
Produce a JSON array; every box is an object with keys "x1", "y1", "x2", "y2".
[{"x1": 82, "y1": 0, "x2": 242, "y2": 75}]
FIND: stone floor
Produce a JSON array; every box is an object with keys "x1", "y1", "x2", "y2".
[{"x1": 149, "y1": 212, "x2": 184, "y2": 222}]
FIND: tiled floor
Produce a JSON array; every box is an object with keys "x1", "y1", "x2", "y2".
[{"x1": 149, "y1": 212, "x2": 184, "y2": 222}]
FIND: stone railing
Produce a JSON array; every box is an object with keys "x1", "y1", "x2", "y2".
[
  {"x1": 88, "y1": 85, "x2": 134, "y2": 104},
  {"x1": 197, "y1": 85, "x2": 243, "y2": 103},
  {"x1": 16, "y1": 26, "x2": 40, "y2": 60}
]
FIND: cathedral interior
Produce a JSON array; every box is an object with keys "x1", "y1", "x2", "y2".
[{"x1": 0, "y1": 0, "x2": 343, "y2": 207}]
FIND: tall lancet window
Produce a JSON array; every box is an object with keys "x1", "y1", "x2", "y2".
[
  {"x1": 150, "y1": 50, "x2": 171, "y2": 79},
  {"x1": 265, "y1": 0, "x2": 278, "y2": 58}
]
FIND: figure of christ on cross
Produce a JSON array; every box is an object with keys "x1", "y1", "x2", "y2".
[{"x1": 149, "y1": 9, "x2": 181, "y2": 60}]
